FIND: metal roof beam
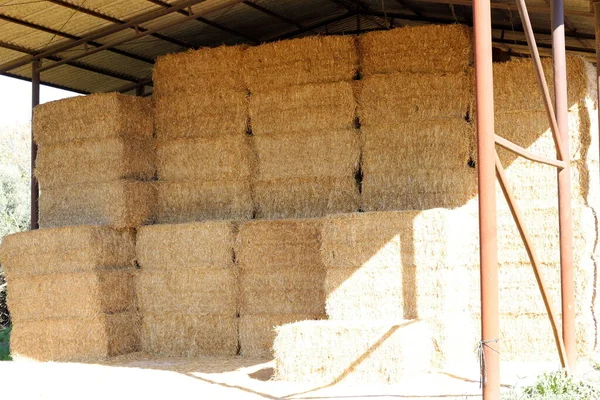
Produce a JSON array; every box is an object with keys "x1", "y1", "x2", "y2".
[
  {"x1": 242, "y1": 1, "x2": 305, "y2": 30},
  {"x1": 46, "y1": 0, "x2": 193, "y2": 49},
  {"x1": 0, "y1": 14, "x2": 153, "y2": 65},
  {"x1": 0, "y1": 0, "x2": 212, "y2": 73},
  {"x1": 401, "y1": 0, "x2": 591, "y2": 17},
  {"x1": 0, "y1": 40, "x2": 144, "y2": 83},
  {"x1": 328, "y1": 0, "x2": 388, "y2": 28},
  {"x1": 0, "y1": 70, "x2": 89, "y2": 93},
  {"x1": 36, "y1": 0, "x2": 246, "y2": 73},
  {"x1": 146, "y1": 0, "x2": 259, "y2": 44}
]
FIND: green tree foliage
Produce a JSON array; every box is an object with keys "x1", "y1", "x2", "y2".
[{"x1": 0, "y1": 124, "x2": 30, "y2": 327}]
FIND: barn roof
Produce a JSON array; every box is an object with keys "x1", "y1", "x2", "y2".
[{"x1": 0, "y1": 0, "x2": 595, "y2": 96}]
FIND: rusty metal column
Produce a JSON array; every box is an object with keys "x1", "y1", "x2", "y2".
[
  {"x1": 31, "y1": 60, "x2": 40, "y2": 230},
  {"x1": 474, "y1": 0, "x2": 500, "y2": 397},
  {"x1": 552, "y1": 0, "x2": 576, "y2": 372}
]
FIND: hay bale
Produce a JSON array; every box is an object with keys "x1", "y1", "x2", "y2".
[
  {"x1": 39, "y1": 180, "x2": 156, "y2": 228},
  {"x1": 249, "y1": 82, "x2": 355, "y2": 136},
  {"x1": 0, "y1": 226, "x2": 135, "y2": 276},
  {"x1": 140, "y1": 313, "x2": 238, "y2": 357},
  {"x1": 359, "y1": 24, "x2": 472, "y2": 76},
  {"x1": 35, "y1": 138, "x2": 155, "y2": 188},
  {"x1": 362, "y1": 168, "x2": 478, "y2": 211},
  {"x1": 155, "y1": 179, "x2": 253, "y2": 223},
  {"x1": 8, "y1": 269, "x2": 135, "y2": 322},
  {"x1": 33, "y1": 93, "x2": 152, "y2": 145},
  {"x1": 241, "y1": 289, "x2": 325, "y2": 315},
  {"x1": 254, "y1": 129, "x2": 359, "y2": 180},
  {"x1": 135, "y1": 268, "x2": 237, "y2": 315},
  {"x1": 136, "y1": 220, "x2": 236, "y2": 270},
  {"x1": 10, "y1": 312, "x2": 140, "y2": 362},
  {"x1": 254, "y1": 177, "x2": 359, "y2": 219},
  {"x1": 157, "y1": 136, "x2": 253, "y2": 181},
  {"x1": 357, "y1": 72, "x2": 472, "y2": 126},
  {"x1": 154, "y1": 89, "x2": 249, "y2": 140},
  {"x1": 236, "y1": 216, "x2": 321, "y2": 266},
  {"x1": 239, "y1": 314, "x2": 325, "y2": 357},
  {"x1": 153, "y1": 45, "x2": 246, "y2": 93},
  {"x1": 273, "y1": 320, "x2": 434, "y2": 384},
  {"x1": 321, "y1": 210, "x2": 471, "y2": 320},
  {"x1": 493, "y1": 56, "x2": 588, "y2": 112},
  {"x1": 243, "y1": 35, "x2": 358, "y2": 91}
]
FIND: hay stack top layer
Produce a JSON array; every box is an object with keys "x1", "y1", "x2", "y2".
[
  {"x1": 359, "y1": 25, "x2": 472, "y2": 75},
  {"x1": 153, "y1": 45, "x2": 246, "y2": 92},
  {"x1": 0, "y1": 226, "x2": 135, "y2": 276},
  {"x1": 33, "y1": 93, "x2": 153, "y2": 145},
  {"x1": 243, "y1": 35, "x2": 358, "y2": 90},
  {"x1": 137, "y1": 220, "x2": 236, "y2": 269}
]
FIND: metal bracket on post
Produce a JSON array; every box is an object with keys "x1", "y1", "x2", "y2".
[{"x1": 31, "y1": 60, "x2": 40, "y2": 230}]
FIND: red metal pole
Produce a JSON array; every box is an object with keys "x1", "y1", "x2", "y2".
[
  {"x1": 474, "y1": 0, "x2": 500, "y2": 397},
  {"x1": 552, "y1": 0, "x2": 576, "y2": 372},
  {"x1": 31, "y1": 60, "x2": 40, "y2": 230}
]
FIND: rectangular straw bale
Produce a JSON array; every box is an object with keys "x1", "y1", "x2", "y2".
[
  {"x1": 249, "y1": 82, "x2": 355, "y2": 136},
  {"x1": 136, "y1": 220, "x2": 236, "y2": 269},
  {"x1": 0, "y1": 226, "x2": 135, "y2": 276},
  {"x1": 357, "y1": 72, "x2": 472, "y2": 125},
  {"x1": 153, "y1": 45, "x2": 246, "y2": 92},
  {"x1": 135, "y1": 269, "x2": 237, "y2": 315},
  {"x1": 493, "y1": 56, "x2": 588, "y2": 112},
  {"x1": 274, "y1": 320, "x2": 434, "y2": 384},
  {"x1": 237, "y1": 218, "x2": 321, "y2": 269},
  {"x1": 154, "y1": 89, "x2": 248, "y2": 140},
  {"x1": 240, "y1": 269, "x2": 325, "y2": 291},
  {"x1": 428, "y1": 314, "x2": 479, "y2": 369},
  {"x1": 254, "y1": 177, "x2": 359, "y2": 219},
  {"x1": 39, "y1": 180, "x2": 156, "y2": 228},
  {"x1": 254, "y1": 130, "x2": 359, "y2": 181},
  {"x1": 241, "y1": 289, "x2": 325, "y2": 315},
  {"x1": 155, "y1": 179, "x2": 253, "y2": 223},
  {"x1": 359, "y1": 24, "x2": 472, "y2": 76},
  {"x1": 243, "y1": 35, "x2": 358, "y2": 91},
  {"x1": 10, "y1": 312, "x2": 140, "y2": 362},
  {"x1": 141, "y1": 313, "x2": 237, "y2": 357},
  {"x1": 157, "y1": 136, "x2": 252, "y2": 181},
  {"x1": 239, "y1": 314, "x2": 325, "y2": 357},
  {"x1": 8, "y1": 269, "x2": 135, "y2": 322},
  {"x1": 33, "y1": 93, "x2": 153, "y2": 145},
  {"x1": 35, "y1": 137, "x2": 155, "y2": 188},
  {"x1": 361, "y1": 121, "x2": 473, "y2": 172},
  {"x1": 361, "y1": 168, "x2": 478, "y2": 211}
]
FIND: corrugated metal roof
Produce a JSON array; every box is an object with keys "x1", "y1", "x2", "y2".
[{"x1": 0, "y1": 0, "x2": 595, "y2": 95}]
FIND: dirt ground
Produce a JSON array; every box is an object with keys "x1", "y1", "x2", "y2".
[{"x1": 1, "y1": 352, "x2": 597, "y2": 399}]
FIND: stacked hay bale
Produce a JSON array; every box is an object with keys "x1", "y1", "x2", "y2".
[
  {"x1": 236, "y1": 218, "x2": 326, "y2": 356},
  {"x1": 135, "y1": 221, "x2": 238, "y2": 356},
  {"x1": 153, "y1": 46, "x2": 253, "y2": 222},
  {"x1": 0, "y1": 227, "x2": 139, "y2": 361},
  {"x1": 357, "y1": 25, "x2": 476, "y2": 211},
  {"x1": 244, "y1": 36, "x2": 361, "y2": 219},
  {"x1": 33, "y1": 93, "x2": 155, "y2": 228}
]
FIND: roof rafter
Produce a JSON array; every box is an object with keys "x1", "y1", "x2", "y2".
[
  {"x1": 242, "y1": 1, "x2": 305, "y2": 30},
  {"x1": 146, "y1": 0, "x2": 259, "y2": 44},
  {"x1": 0, "y1": 14, "x2": 153, "y2": 64},
  {"x1": 268, "y1": 11, "x2": 357, "y2": 41},
  {"x1": 46, "y1": 0, "x2": 193, "y2": 49},
  {"x1": 0, "y1": 40, "x2": 144, "y2": 83},
  {"x1": 0, "y1": 70, "x2": 89, "y2": 94}
]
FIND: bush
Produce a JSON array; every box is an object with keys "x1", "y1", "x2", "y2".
[{"x1": 504, "y1": 370, "x2": 600, "y2": 400}]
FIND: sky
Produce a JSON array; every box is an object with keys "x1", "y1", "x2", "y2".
[{"x1": 0, "y1": 75, "x2": 80, "y2": 128}]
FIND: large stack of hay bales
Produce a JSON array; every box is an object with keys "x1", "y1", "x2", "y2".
[
  {"x1": 0, "y1": 227, "x2": 139, "y2": 361},
  {"x1": 236, "y1": 219, "x2": 326, "y2": 356},
  {"x1": 244, "y1": 36, "x2": 361, "y2": 219},
  {"x1": 135, "y1": 221, "x2": 238, "y2": 356},
  {"x1": 34, "y1": 93, "x2": 155, "y2": 228},
  {"x1": 357, "y1": 25, "x2": 476, "y2": 211},
  {"x1": 153, "y1": 46, "x2": 254, "y2": 222}
]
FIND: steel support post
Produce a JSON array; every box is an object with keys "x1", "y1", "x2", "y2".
[
  {"x1": 552, "y1": 0, "x2": 576, "y2": 372},
  {"x1": 31, "y1": 60, "x2": 40, "y2": 230},
  {"x1": 474, "y1": 0, "x2": 500, "y2": 398}
]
